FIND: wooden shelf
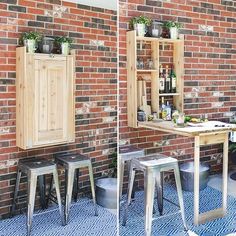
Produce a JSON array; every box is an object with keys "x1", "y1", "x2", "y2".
[
  {"x1": 137, "y1": 69, "x2": 158, "y2": 72},
  {"x1": 136, "y1": 36, "x2": 182, "y2": 43},
  {"x1": 159, "y1": 93, "x2": 180, "y2": 96},
  {"x1": 127, "y1": 30, "x2": 184, "y2": 128}
]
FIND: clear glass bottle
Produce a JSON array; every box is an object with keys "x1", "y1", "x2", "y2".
[{"x1": 159, "y1": 64, "x2": 165, "y2": 94}]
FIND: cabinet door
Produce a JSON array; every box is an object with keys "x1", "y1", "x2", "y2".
[{"x1": 34, "y1": 59, "x2": 68, "y2": 146}]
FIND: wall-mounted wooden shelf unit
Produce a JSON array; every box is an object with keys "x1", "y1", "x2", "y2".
[{"x1": 127, "y1": 30, "x2": 184, "y2": 128}]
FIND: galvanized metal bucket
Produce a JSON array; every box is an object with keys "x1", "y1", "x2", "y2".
[
  {"x1": 96, "y1": 178, "x2": 117, "y2": 209},
  {"x1": 180, "y1": 162, "x2": 210, "y2": 192}
]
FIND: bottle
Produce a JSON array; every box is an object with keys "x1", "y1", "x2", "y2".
[
  {"x1": 165, "y1": 101, "x2": 172, "y2": 121},
  {"x1": 161, "y1": 97, "x2": 166, "y2": 120},
  {"x1": 170, "y1": 66, "x2": 177, "y2": 93},
  {"x1": 159, "y1": 64, "x2": 165, "y2": 94},
  {"x1": 165, "y1": 65, "x2": 170, "y2": 93}
]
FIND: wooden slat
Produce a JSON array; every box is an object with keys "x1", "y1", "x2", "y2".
[
  {"x1": 199, "y1": 133, "x2": 228, "y2": 145},
  {"x1": 127, "y1": 30, "x2": 138, "y2": 128},
  {"x1": 197, "y1": 208, "x2": 225, "y2": 225},
  {"x1": 173, "y1": 40, "x2": 184, "y2": 113},
  {"x1": 151, "y1": 41, "x2": 159, "y2": 113}
]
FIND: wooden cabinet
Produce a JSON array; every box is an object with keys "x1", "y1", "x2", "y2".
[
  {"x1": 16, "y1": 47, "x2": 75, "y2": 149},
  {"x1": 127, "y1": 30, "x2": 184, "y2": 128}
]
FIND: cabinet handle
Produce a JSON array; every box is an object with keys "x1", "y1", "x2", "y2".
[{"x1": 49, "y1": 54, "x2": 55, "y2": 58}]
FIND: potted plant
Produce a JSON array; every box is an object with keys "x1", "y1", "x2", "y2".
[
  {"x1": 130, "y1": 15, "x2": 152, "y2": 37},
  {"x1": 163, "y1": 21, "x2": 182, "y2": 39},
  {"x1": 20, "y1": 31, "x2": 41, "y2": 53},
  {"x1": 55, "y1": 36, "x2": 73, "y2": 55}
]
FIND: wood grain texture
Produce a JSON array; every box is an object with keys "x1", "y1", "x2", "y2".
[{"x1": 16, "y1": 47, "x2": 75, "y2": 149}]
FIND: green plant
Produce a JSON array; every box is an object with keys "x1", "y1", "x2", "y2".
[
  {"x1": 21, "y1": 31, "x2": 41, "y2": 41},
  {"x1": 55, "y1": 36, "x2": 73, "y2": 46},
  {"x1": 19, "y1": 31, "x2": 42, "y2": 45},
  {"x1": 130, "y1": 15, "x2": 152, "y2": 28},
  {"x1": 109, "y1": 152, "x2": 117, "y2": 178},
  {"x1": 163, "y1": 21, "x2": 182, "y2": 29},
  {"x1": 229, "y1": 143, "x2": 236, "y2": 153}
]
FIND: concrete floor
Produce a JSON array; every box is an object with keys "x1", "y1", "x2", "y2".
[{"x1": 208, "y1": 171, "x2": 236, "y2": 198}]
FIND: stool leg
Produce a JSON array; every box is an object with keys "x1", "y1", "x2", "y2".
[
  {"x1": 46, "y1": 175, "x2": 53, "y2": 208},
  {"x1": 88, "y1": 163, "x2": 98, "y2": 216},
  {"x1": 119, "y1": 159, "x2": 125, "y2": 201},
  {"x1": 73, "y1": 169, "x2": 79, "y2": 202},
  {"x1": 122, "y1": 163, "x2": 135, "y2": 226},
  {"x1": 127, "y1": 161, "x2": 135, "y2": 199},
  {"x1": 65, "y1": 168, "x2": 75, "y2": 225},
  {"x1": 155, "y1": 171, "x2": 163, "y2": 216},
  {"x1": 64, "y1": 169, "x2": 68, "y2": 206},
  {"x1": 27, "y1": 173, "x2": 37, "y2": 236},
  {"x1": 38, "y1": 175, "x2": 46, "y2": 209},
  {"x1": 173, "y1": 165, "x2": 188, "y2": 231},
  {"x1": 11, "y1": 169, "x2": 22, "y2": 216},
  {"x1": 144, "y1": 170, "x2": 155, "y2": 236},
  {"x1": 53, "y1": 169, "x2": 64, "y2": 226}
]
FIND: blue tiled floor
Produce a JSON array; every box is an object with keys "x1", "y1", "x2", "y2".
[
  {"x1": 0, "y1": 198, "x2": 117, "y2": 236},
  {"x1": 119, "y1": 185, "x2": 236, "y2": 236}
]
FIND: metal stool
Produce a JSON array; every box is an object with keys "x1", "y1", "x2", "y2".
[
  {"x1": 48, "y1": 153, "x2": 98, "y2": 225},
  {"x1": 122, "y1": 154, "x2": 188, "y2": 236},
  {"x1": 119, "y1": 145, "x2": 145, "y2": 199},
  {"x1": 11, "y1": 159, "x2": 63, "y2": 236}
]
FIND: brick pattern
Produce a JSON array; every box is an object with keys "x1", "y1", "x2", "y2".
[
  {"x1": 119, "y1": 0, "x2": 236, "y2": 186},
  {"x1": 0, "y1": 0, "x2": 117, "y2": 218}
]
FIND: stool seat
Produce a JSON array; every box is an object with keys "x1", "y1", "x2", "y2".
[
  {"x1": 19, "y1": 160, "x2": 56, "y2": 172},
  {"x1": 135, "y1": 154, "x2": 177, "y2": 168},
  {"x1": 55, "y1": 153, "x2": 90, "y2": 167}
]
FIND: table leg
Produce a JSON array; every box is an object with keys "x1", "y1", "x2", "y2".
[
  {"x1": 222, "y1": 136, "x2": 228, "y2": 213},
  {"x1": 194, "y1": 132, "x2": 229, "y2": 225},
  {"x1": 193, "y1": 136, "x2": 200, "y2": 225}
]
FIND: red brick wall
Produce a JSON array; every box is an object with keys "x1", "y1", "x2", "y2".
[
  {"x1": 0, "y1": 0, "x2": 117, "y2": 218},
  {"x1": 119, "y1": 0, "x2": 236, "y2": 183}
]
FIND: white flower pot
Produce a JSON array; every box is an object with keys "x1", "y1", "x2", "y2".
[
  {"x1": 26, "y1": 39, "x2": 36, "y2": 53},
  {"x1": 61, "y1": 42, "x2": 70, "y2": 55},
  {"x1": 170, "y1": 27, "x2": 178, "y2": 39},
  {"x1": 134, "y1": 23, "x2": 146, "y2": 37}
]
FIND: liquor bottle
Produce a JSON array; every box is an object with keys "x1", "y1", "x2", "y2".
[
  {"x1": 161, "y1": 97, "x2": 166, "y2": 120},
  {"x1": 159, "y1": 64, "x2": 165, "y2": 94},
  {"x1": 170, "y1": 66, "x2": 177, "y2": 93},
  {"x1": 165, "y1": 65, "x2": 170, "y2": 93},
  {"x1": 162, "y1": 101, "x2": 172, "y2": 121}
]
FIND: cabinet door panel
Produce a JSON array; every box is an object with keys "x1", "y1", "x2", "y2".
[{"x1": 34, "y1": 59, "x2": 67, "y2": 145}]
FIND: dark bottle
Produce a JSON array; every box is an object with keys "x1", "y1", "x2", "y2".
[
  {"x1": 170, "y1": 66, "x2": 177, "y2": 93},
  {"x1": 165, "y1": 65, "x2": 170, "y2": 93}
]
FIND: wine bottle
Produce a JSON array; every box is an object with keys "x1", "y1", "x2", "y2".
[
  {"x1": 165, "y1": 65, "x2": 170, "y2": 93},
  {"x1": 159, "y1": 64, "x2": 165, "y2": 94},
  {"x1": 170, "y1": 66, "x2": 177, "y2": 93}
]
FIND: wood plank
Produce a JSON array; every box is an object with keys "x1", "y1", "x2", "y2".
[
  {"x1": 197, "y1": 208, "x2": 225, "y2": 225},
  {"x1": 127, "y1": 30, "x2": 138, "y2": 128},
  {"x1": 222, "y1": 134, "x2": 228, "y2": 212},
  {"x1": 151, "y1": 41, "x2": 159, "y2": 113},
  {"x1": 199, "y1": 133, "x2": 228, "y2": 145},
  {"x1": 194, "y1": 136, "x2": 200, "y2": 225}
]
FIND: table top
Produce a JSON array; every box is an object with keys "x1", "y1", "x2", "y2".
[{"x1": 138, "y1": 120, "x2": 236, "y2": 137}]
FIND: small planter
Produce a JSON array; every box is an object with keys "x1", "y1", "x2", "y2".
[
  {"x1": 96, "y1": 178, "x2": 117, "y2": 209},
  {"x1": 170, "y1": 27, "x2": 178, "y2": 39},
  {"x1": 61, "y1": 42, "x2": 70, "y2": 55},
  {"x1": 134, "y1": 23, "x2": 146, "y2": 37},
  {"x1": 25, "y1": 39, "x2": 36, "y2": 53}
]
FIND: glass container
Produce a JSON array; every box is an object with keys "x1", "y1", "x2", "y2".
[{"x1": 151, "y1": 20, "x2": 163, "y2": 38}]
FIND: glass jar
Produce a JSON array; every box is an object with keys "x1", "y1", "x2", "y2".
[
  {"x1": 151, "y1": 20, "x2": 163, "y2": 38},
  {"x1": 176, "y1": 112, "x2": 185, "y2": 127}
]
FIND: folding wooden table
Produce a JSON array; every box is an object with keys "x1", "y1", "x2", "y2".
[{"x1": 139, "y1": 120, "x2": 236, "y2": 225}]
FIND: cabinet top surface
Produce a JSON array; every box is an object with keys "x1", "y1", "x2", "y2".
[
  {"x1": 138, "y1": 120, "x2": 236, "y2": 137},
  {"x1": 127, "y1": 30, "x2": 184, "y2": 43}
]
